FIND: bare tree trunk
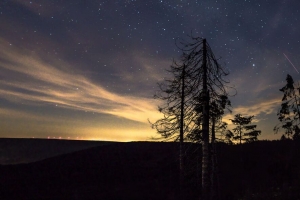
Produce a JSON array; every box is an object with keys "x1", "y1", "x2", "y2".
[
  {"x1": 210, "y1": 117, "x2": 216, "y2": 200},
  {"x1": 202, "y1": 39, "x2": 210, "y2": 200},
  {"x1": 239, "y1": 128, "x2": 242, "y2": 144},
  {"x1": 211, "y1": 118, "x2": 215, "y2": 144},
  {"x1": 179, "y1": 65, "x2": 186, "y2": 199}
]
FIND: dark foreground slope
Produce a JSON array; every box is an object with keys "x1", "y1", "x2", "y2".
[
  {"x1": 218, "y1": 140, "x2": 300, "y2": 199},
  {"x1": 0, "y1": 142, "x2": 181, "y2": 200},
  {"x1": 0, "y1": 140, "x2": 300, "y2": 199}
]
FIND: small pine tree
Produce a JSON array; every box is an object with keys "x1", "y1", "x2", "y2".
[
  {"x1": 227, "y1": 114, "x2": 261, "y2": 144},
  {"x1": 280, "y1": 134, "x2": 287, "y2": 141}
]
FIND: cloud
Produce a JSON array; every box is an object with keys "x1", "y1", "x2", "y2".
[
  {"x1": 223, "y1": 97, "x2": 281, "y2": 125},
  {"x1": 0, "y1": 38, "x2": 162, "y2": 124},
  {"x1": 0, "y1": 107, "x2": 49, "y2": 121},
  {"x1": 233, "y1": 98, "x2": 279, "y2": 115}
]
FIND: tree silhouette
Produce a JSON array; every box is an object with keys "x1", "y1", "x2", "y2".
[
  {"x1": 187, "y1": 95, "x2": 231, "y2": 199},
  {"x1": 151, "y1": 36, "x2": 233, "y2": 199},
  {"x1": 227, "y1": 114, "x2": 261, "y2": 144},
  {"x1": 178, "y1": 38, "x2": 232, "y2": 199},
  {"x1": 274, "y1": 74, "x2": 300, "y2": 140},
  {"x1": 150, "y1": 43, "x2": 207, "y2": 198},
  {"x1": 214, "y1": 121, "x2": 231, "y2": 143},
  {"x1": 186, "y1": 95, "x2": 231, "y2": 143}
]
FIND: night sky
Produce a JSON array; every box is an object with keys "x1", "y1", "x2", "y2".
[{"x1": 0, "y1": 0, "x2": 299, "y2": 141}]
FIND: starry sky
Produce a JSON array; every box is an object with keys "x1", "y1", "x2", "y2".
[{"x1": 0, "y1": 0, "x2": 299, "y2": 141}]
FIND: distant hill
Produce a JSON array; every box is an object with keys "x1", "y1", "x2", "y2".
[
  {"x1": 0, "y1": 138, "x2": 111, "y2": 164},
  {"x1": 0, "y1": 140, "x2": 300, "y2": 199}
]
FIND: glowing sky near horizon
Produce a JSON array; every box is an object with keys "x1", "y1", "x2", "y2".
[{"x1": 0, "y1": 0, "x2": 300, "y2": 141}]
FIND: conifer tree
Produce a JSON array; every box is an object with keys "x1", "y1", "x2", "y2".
[
  {"x1": 227, "y1": 114, "x2": 261, "y2": 144},
  {"x1": 274, "y1": 74, "x2": 300, "y2": 140}
]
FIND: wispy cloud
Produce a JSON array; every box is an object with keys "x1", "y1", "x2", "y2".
[
  {"x1": 0, "y1": 39, "x2": 162, "y2": 124},
  {"x1": 223, "y1": 97, "x2": 281, "y2": 125}
]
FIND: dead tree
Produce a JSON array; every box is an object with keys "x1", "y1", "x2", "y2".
[
  {"x1": 151, "y1": 56, "x2": 203, "y2": 198},
  {"x1": 178, "y1": 38, "x2": 232, "y2": 199},
  {"x1": 151, "y1": 37, "x2": 232, "y2": 199}
]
